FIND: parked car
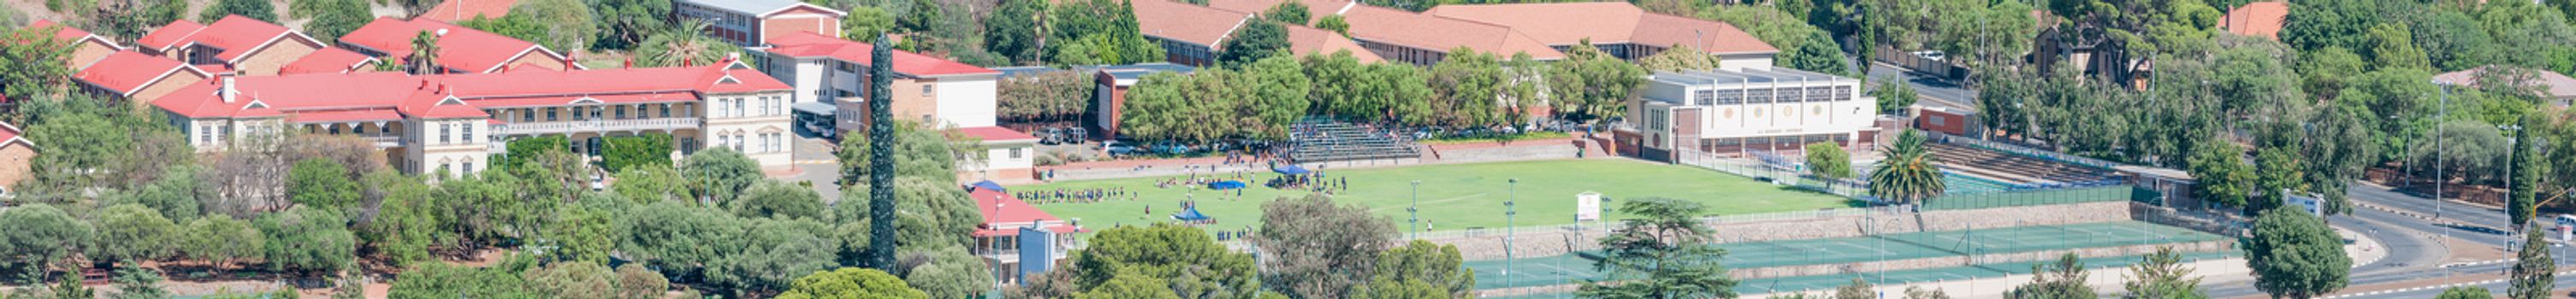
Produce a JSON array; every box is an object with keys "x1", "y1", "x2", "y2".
[{"x1": 1104, "y1": 141, "x2": 1140, "y2": 155}]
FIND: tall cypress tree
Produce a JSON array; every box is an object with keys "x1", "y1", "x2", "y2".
[
  {"x1": 865, "y1": 34, "x2": 900, "y2": 270},
  {"x1": 2510, "y1": 227, "x2": 2555, "y2": 299}
]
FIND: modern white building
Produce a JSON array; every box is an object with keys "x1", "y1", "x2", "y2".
[
  {"x1": 1619, "y1": 67, "x2": 1878, "y2": 161},
  {"x1": 756, "y1": 32, "x2": 1002, "y2": 131}
]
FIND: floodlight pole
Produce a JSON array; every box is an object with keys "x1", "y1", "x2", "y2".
[
  {"x1": 1506, "y1": 179, "x2": 1519, "y2": 277},
  {"x1": 1412, "y1": 180, "x2": 1423, "y2": 240}
]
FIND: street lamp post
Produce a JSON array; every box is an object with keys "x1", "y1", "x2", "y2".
[{"x1": 1412, "y1": 180, "x2": 1423, "y2": 240}]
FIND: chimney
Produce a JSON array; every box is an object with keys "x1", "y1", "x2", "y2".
[
  {"x1": 623, "y1": 58, "x2": 633, "y2": 68},
  {"x1": 564, "y1": 52, "x2": 576, "y2": 71},
  {"x1": 219, "y1": 75, "x2": 237, "y2": 103},
  {"x1": 683, "y1": 57, "x2": 693, "y2": 67}
]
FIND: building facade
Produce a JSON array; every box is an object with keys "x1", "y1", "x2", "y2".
[
  {"x1": 0, "y1": 122, "x2": 32, "y2": 196},
  {"x1": 132, "y1": 16, "x2": 328, "y2": 75},
  {"x1": 1621, "y1": 67, "x2": 1877, "y2": 162},
  {"x1": 756, "y1": 32, "x2": 1001, "y2": 131},
  {"x1": 338, "y1": 17, "x2": 576, "y2": 74},
  {"x1": 147, "y1": 62, "x2": 800, "y2": 177},
  {"x1": 675, "y1": 0, "x2": 845, "y2": 47}
]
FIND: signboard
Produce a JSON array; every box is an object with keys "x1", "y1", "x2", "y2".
[
  {"x1": 1017, "y1": 226, "x2": 1056, "y2": 281},
  {"x1": 2282, "y1": 189, "x2": 2324, "y2": 217},
  {"x1": 1576, "y1": 191, "x2": 1603, "y2": 222},
  {"x1": 2556, "y1": 215, "x2": 2576, "y2": 242}
]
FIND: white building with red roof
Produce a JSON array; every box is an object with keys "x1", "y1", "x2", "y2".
[
  {"x1": 74, "y1": 51, "x2": 215, "y2": 103},
  {"x1": 27, "y1": 20, "x2": 127, "y2": 70},
  {"x1": 963, "y1": 187, "x2": 1081, "y2": 283},
  {"x1": 337, "y1": 17, "x2": 576, "y2": 73},
  {"x1": 147, "y1": 62, "x2": 800, "y2": 176},
  {"x1": 955, "y1": 126, "x2": 1039, "y2": 182},
  {"x1": 130, "y1": 15, "x2": 329, "y2": 75},
  {"x1": 0, "y1": 121, "x2": 33, "y2": 196},
  {"x1": 757, "y1": 32, "x2": 1002, "y2": 130},
  {"x1": 674, "y1": 0, "x2": 845, "y2": 47}
]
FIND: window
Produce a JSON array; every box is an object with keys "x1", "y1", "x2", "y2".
[
  {"x1": 1010, "y1": 148, "x2": 1022, "y2": 159},
  {"x1": 1928, "y1": 116, "x2": 1945, "y2": 126},
  {"x1": 1693, "y1": 90, "x2": 1714, "y2": 106},
  {"x1": 1713, "y1": 90, "x2": 1744, "y2": 105},
  {"x1": 1776, "y1": 88, "x2": 1803, "y2": 103},
  {"x1": 921, "y1": 85, "x2": 933, "y2": 97},
  {"x1": 616, "y1": 106, "x2": 629, "y2": 119},
  {"x1": 1807, "y1": 86, "x2": 1835, "y2": 103},
  {"x1": 463, "y1": 124, "x2": 474, "y2": 144},
  {"x1": 547, "y1": 108, "x2": 559, "y2": 121},
  {"x1": 462, "y1": 161, "x2": 473, "y2": 174},
  {"x1": 590, "y1": 107, "x2": 603, "y2": 120},
  {"x1": 1745, "y1": 88, "x2": 1774, "y2": 104},
  {"x1": 439, "y1": 124, "x2": 451, "y2": 144},
  {"x1": 660, "y1": 103, "x2": 673, "y2": 118}
]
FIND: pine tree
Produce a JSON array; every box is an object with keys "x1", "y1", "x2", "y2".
[
  {"x1": 2509, "y1": 228, "x2": 2555, "y2": 299},
  {"x1": 864, "y1": 34, "x2": 900, "y2": 270}
]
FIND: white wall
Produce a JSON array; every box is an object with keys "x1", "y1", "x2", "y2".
[
  {"x1": 932, "y1": 75, "x2": 998, "y2": 128},
  {"x1": 702, "y1": 91, "x2": 798, "y2": 168},
  {"x1": 985, "y1": 144, "x2": 1034, "y2": 170},
  {"x1": 1718, "y1": 53, "x2": 1777, "y2": 71}
]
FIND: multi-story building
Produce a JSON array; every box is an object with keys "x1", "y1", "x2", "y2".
[
  {"x1": 145, "y1": 62, "x2": 799, "y2": 176},
  {"x1": 756, "y1": 32, "x2": 1001, "y2": 130},
  {"x1": 1423, "y1": 2, "x2": 1776, "y2": 64},
  {"x1": 132, "y1": 15, "x2": 328, "y2": 75},
  {"x1": 0, "y1": 122, "x2": 32, "y2": 196},
  {"x1": 1619, "y1": 67, "x2": 1879, "y2": 162},
  {"x1": 1132, "y1": 0, "x2": 1385, "y2": 67},
  {"x1": 338, "y1": 17, "x2": 577, "y2": 73},
  {"x1": 674, "y1": 0, "x2": 845, "y2": 47},
  {"x1": 1326, "y1": 3, "x2": 1564, "y2": 66},
  {"x1": 1087, "y1": 62, "x2": 1197, "y2": 140}
]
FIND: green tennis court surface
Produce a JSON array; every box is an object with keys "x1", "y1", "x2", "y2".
[
  {"x1": 1466, "y1": 221, "x2": 2227, "y2": 291},
  {"x1": 1483, "y1": 251, "x2": 2235, "y2": 298}
]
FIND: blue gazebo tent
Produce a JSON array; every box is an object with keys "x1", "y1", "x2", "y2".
[
  {"x1": 1207, "y1": 180, "x2": 1247, "y2": 190},
  {"x1": 1171, "y1": 205, "x2": 1211, "y2": 221},
  {"x1": 969, "y1": 180, "x2": 1008, "y2": 192},
  {"x1": 1273, "y1": 165, "x2": 1310, "y2": 175}
]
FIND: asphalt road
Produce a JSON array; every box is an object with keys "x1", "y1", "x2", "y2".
[
  {"x1": 2201, "y1": 184, "x2": 2555, "y2": 298},
  {"x1": 1866, "y1": 62, "x2": 1979, "y2": 111}
]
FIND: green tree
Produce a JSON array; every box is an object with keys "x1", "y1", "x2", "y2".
[
  {"x1": 258, "y1": 206, "x2": 357, "y2": 278},
  {"x1": 1806, "y1": 142, "x2": 1853, "y2": 186},
  {"x1": 1364, "y1": 240, "x2": 1474, "y2": 298},
  {"x1": 828, "y1": 178, "x2": 983, "y2": 265},
  {"x1": 2278, "y1": 0, "x2": 2378, "y2": 52},
  {"x1": 1636, "y1": 45, "x2": 1721, "y2": 72},
  {"x1": 1045, "y1": 0, "x2": 1166, "y2": 65},
  {"x1": 842, "y1": 7, "x2": 897, "y2": 42},
  {"x1": 601, "y1": 134, "x2": 674, "y2": 173},
  {"x1": 127, "y1": 166, "x2": 209, "y2": 221},
  {"x1": 2298, "y1": 47, "x2": 2365, "y2": 101},
  {"x1": 615, "y1": 264, "x2": 669, "y2": 299},
  {"x1": 615, "y1": 201, "x2": 747, "y2": 280},
  {"x1": 1548, "y1": 44, "x2": 1647, "y2": 123},
  {"x1": 2186, "y1": 139, "x2": 2253, "y2": 209},
  {"x1": 2212, "y1": 46, "x2": 2303, "y2": 118},
  {"x1": 2247, "y1": 208, "x2": 2350, "y2": 299},
  {"x1": 181, "y1": 215, "x2": 264, "y2": 271},
  {"x1": 1427, "y1": 48, "x2": 1506, "y2": 128},
  {"x1": 2008, "y1": 254, "x2": 2096, "y2": 299},
  {"x1": 1579, "y1": 197, "x2": 1736, "y2": 299},
  {"x1": 775, "y1": 267, "x2": 927, "y2": 299},
  {"x1": 2509, "y1": 227, "x2": 2555, "y2": 299},
  {"x1": 637, "y1": 20, "x2": 738, "y2": 67},
  {"x1": 733, "y1": 179, "x2": 826, "y2": 220},
  {"x1": 986, "y1": 0, "x2": 1045, "y2": 63},
  {"x1": 589, "y1": 0, "x2": 671, "y2": 50},
  {"x1": 359, "y1": 171, "x2": 448, "y2": 267},
  {"x1": 1869, "y1": 131, "x2": 1946, "y2": 205},
  {"x1": 897, "y1": 246, "x2": 995, "y2": 299},
  {"x1": 387, "y1": 263, "x2": 534, "y2": 299},
  {"x1": 109, "y1": 265, "x2": 170, "y2": 299},
  {"x1": 2364, "y1": 23, "x2": 2431, "y2": 72},
  {"x1": 1255, "y1": 195, "x2": 1396, "y2": 298},
  {"x1": 91, "y1": 204, "x2": 180, "y2": 265},
  {"x1": 2510, "y1": 120, "x2": 2541, "y2": 227},
  {"x1": 2122, "y1": 247, "x2": 2207, "y2": 299},
  {"x1": 1873, "y1": 81, "x2": 1919, "y2": 114},
  {"x1": 25, "y1": 114, "x2": 127, "y2": 189},
  {"x1": 1078, "y1": 274, "x2": 1183, "y2": 299},
  {"x1": 684, "y1": 147, "x2": 763, "y2": 203},
  {"x1": 457, "y1": 16, "x2": 546, "y2": 53},
  {"x1": 1072, "y1": 224, "x2": 1259, "y2": 299},
  {"x1": 2435, "y1": 287, "x2": 2492, "y2": 299},
  {"x1": 298, "y1": 0, "x2": 371, "y2": 42},
  {"x1": 540, "y1": 206, "x2": 619, "y2": 265},
  {"x1": 2249, "y1": 148, "x2": 2307, "y2": 214},
  {"x1": 1782, "y1": 31, "x2": 1852, "y2": 76},
  {"x1": 1264, "y1": 2, "x2": 1311, "y2": 25},
  {"x1": 408, "y1": 31, "x2": 443, "y2": 74},
  {"x1": 0, "y1": 204, "x2": 91, "y2": 278},
  {"x1": 198, "y1": 0, "x2": 275, "y2": 22},
  {"x1": 1219, "y1": 20, "x2": 1290, "y2": 66},
  {"x1": 0, "y1": 15, "x2": 74, "y2": 100},
  {"x1": 290, "y1": 158, "x2": 361, "y2": 209},
  {"x1": 1316, "y1": 15, "x2": 1349, "y2": 36},
  {"x1": 864, "y1": 34, "x2": 902, "y2": 270},
  {"x1": 1833, "y1": 278, "x2": 1872, "y2": 299},
  {"x1": 524, "y1": 261, "x2": 616, "y2": 299},
  {"x1": 509, "y1": 0, "x2": 598, "y2": 51},
  {"x1": 612, "y1": 164, "x2": 692, "y2": 204}
]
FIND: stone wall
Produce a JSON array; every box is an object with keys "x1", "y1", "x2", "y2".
[{"x1": 1426, "y1": 138, "x2": 1582, "y2": 163}]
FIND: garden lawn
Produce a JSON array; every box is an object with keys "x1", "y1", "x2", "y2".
[{"x1": 1018, "y1": 159, "x2": 1855, "y2": 233}]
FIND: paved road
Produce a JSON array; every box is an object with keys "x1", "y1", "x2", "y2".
[
  {"x1": 2201, "y1": 184, "x2": 2548, "y2": 298},
  {"x1": 2204, "y1": 198, "x2": 2455, "y2": 298},
  {"x1": 1866, "y1": 62, "x2": 1979, "y2": 111}
]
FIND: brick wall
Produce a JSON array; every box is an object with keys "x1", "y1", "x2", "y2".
[
  {"x1": 234, "y1": 40, "x2": 323, "y2": 75},
  {"x1": 130, "y1": 71, "x2": 210, "y2": 103},
  {"x1": 0, "y1": 144, "x2": 31, "y2": 191}
]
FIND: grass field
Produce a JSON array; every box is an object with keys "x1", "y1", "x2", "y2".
[{"x1": 1018, "y1": 159, "x2": 1856, "y2": 232}]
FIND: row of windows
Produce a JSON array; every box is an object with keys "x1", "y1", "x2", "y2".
[
  {"x1": 714, "y1": 96, "x2": 789, "y2": 118},
  {"x1": 1691, "y1": 85, "x2": 1861, "y2": 106},
  {"x1": 500, "y1": 103, "x2": 696, "y2": 123},
  {"x1": 435, "y1": 122, "x2": 478, "y2": 145},
  {"x1": 436, "y1": 160, "x2": 478, "y2": 176},
  {"x1": 715, "y1": 132, "x2": 787, "y2": 154}
]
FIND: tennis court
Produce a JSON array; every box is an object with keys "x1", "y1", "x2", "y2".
[
  {"x1": 1486, "y1": 251, "x2": 2239, "y2": 297},
  {"x1": 1465, "y1": 221, "x2": 2227, "y2": 292}
]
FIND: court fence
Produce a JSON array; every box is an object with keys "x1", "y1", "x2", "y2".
[{"x1": 1917, "y1": 185, "x2": 2135, "y2": 211}]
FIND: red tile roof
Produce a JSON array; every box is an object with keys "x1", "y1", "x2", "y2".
[
  {"x1": 414, "y1": 0, "x2": 522, "y2": 22},
  {"x1": 76, "y1": 51, "x2": 208, "y2": 96},
  {"x1": 1133, "y1": 0, "x2": 1254, "y2": 46},
  {"x1": 0, "y1": 121, "x2": 27, "y2": 150},
  {"x1": 1423, "y1": 3, "x2": 1775, "y2": 55},
  {"x1": 1283, "y1": 25, "x2": 1383, "y2": 63},
  {"x1": 134, "y1": 20, "x2": 206, "y2": 52},
  {"x1": 340, "y1": 17, "x2": 566, "y2": 73},
  {"x1": 955, "y1": 126, "x2": 1039, "y2": 142},
  {"x1": 2435, "y1": 66, "x2": 2576, "y2": 98},
  {"x1": 763, "y1": 32, "x2": 1001, "y2": 77},
  {"x1": 281, "y1": 48, "x2": 379, "y2": 74},
  {"x1": 27, "y1": 20, "x2": 109, "y2": 46},
  {"x1": 2222, "y1": 2, "x2": 2288, "y2": 40},
  {"x1": 464, "y1": 91, "x2": 699, "y2": 108},
  {"x1": 285, "y1": 108, "x2": 405, "y2": 123},
  {"x1": 185, "y1": 15, "x2": 323, "y2": 62},
  {"x1": 150, "y1": 63, "x2": 790, "y2": 120},
  {"x1": 1335, "y1": 5, "x2": 1564, "y2": 60},
  {"x1": 1207, "y1": 0, "x2": 1353, "y2": 24},
  {"x1": 966, "y1": 189, "x2": 1081, "y2": 237}
]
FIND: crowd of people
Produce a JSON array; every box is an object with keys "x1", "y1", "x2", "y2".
[{"x1": 1017, "y1": 187, "x2": 1133, "y2": 204}]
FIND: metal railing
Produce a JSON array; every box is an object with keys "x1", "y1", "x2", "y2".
[
  {"x1": 1922, "y1": 131, "x2": 2123, "y2": 171},
  {"x1": 490, "y1": 118, "x2": 702, "y2": 135}
]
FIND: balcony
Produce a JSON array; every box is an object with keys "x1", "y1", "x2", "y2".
[
  {"x1": 364, "y1": 136, "x2": 401, "y2": 148},
  {"x1": 491, "y1": 118, "x2": 702, "y2": 136}
]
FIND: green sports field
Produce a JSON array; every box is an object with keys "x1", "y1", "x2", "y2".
[{"x1": 1017, "y1": 159, "x2": 1856, "y2": 232}]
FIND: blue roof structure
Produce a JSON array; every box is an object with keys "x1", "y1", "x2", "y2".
[
  {"x1": 1172, "y1": 205, "x2": 1211, "y2": 221},
  {"x1": 1273, "y1": 165, "x2": 1310, "y2": 175}
]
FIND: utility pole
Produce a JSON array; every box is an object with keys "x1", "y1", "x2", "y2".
[
  {"x1": 1506, "y1": 179, "x2": 1519, "y2": 277},
  {"x1": 1411, "y1": 180, "x2": 1422, "y2": 240}
]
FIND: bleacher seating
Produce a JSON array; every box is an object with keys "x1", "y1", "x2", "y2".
[
  {"x1": 1924, "y1": 143, "x2": 2113, "y2": 186},
  {"x1": 1285, "y1": 119, "x2": 1421, "y2": 163}
]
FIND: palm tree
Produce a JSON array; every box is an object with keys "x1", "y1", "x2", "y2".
[
  {"x1": 407, "y1": 31, "x2": 440, "y2": 74},
  {"x1": 638, "y1": 19, "x2": 732, "y2": 67},
  {"x1": 1869, "y1": 130, "x2": 1946, "y2": 206}
]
